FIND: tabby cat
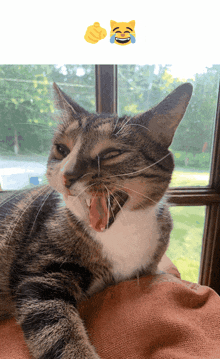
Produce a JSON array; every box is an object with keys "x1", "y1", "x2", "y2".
[{"x1": 0, "y1": 82, "x2": 192, "y2": 358}]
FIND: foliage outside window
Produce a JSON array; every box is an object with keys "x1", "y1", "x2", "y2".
[
  {"x1": 0, "y1": 64, "x2": 220, "y2": 284},
  {"x1": 118, "y1": 65, "x2": 220, "y2": 187},
  {"x1": 0, "y1": 65, "x2": 95, "y2": 156}
]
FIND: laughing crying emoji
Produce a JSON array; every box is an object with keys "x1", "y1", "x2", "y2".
[{"x1": 110, "y1": 20, "x2": 136, "y2": 45}]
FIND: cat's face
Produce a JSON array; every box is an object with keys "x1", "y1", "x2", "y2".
[
  {"x1": 110, "y1": 20, "x2": 136, "y2": 45},
  {"x1": 47, "y1": 83, "x2": 193, "y2": 232}
]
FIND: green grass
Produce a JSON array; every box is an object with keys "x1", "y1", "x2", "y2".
[
  {"x1": 171, "y1": 168, "x2": 209, "y2": 187},
  {"x1": 167, "y1": 206, "x2": 205, "y2": 283},
  {"x1": 168, "y1": 169, "x2": 207, "y2": 283},
  {"x1": 0, "y1": 163, "x2": 207, "y2": 284}
]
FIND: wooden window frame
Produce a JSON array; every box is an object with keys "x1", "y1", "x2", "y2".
[
  {"x1": 95, "y1": 65, "x2": 117, "y2": 114},
  {"x1": 96, "y1": 65, "x2": 220, "y2": 294},
  {"x1": 1, "y1": 65, "x2": 219, "y2": 293}
]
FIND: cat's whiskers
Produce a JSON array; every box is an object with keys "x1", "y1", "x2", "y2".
[
  {"x1": 107, "y1": 152, "x2": 171, "y2": 178},
  {"x1": 112, "y1": 187, "x2": 143, "y2": 208},
  {"x1": 107, "y1": 195, "x2": 111, "y2": 230},
  {"x1": 6, "y1": 186, "x2": 51, "y2": 242},
  {"x1": 29, "y1": 188, "x2": 55, "y2": 236},
  {"x1": 104, "y1": 185, "x2": 128, "y2": 225},
  {"x1": 104, "y1": 187, "x2": 116, "y2": 224},
  {"x1": 114, "y1": 183, "x2": 158, "y2": 205},
  {"x1": 116, "y1": 187, "x2": 148, "y2": 211},
  {"x1": 113, "y1": 117, "x2": 120, "y2": 132},
  {"x1": 0, "y1": 179, "x2": 49, "y2": 209},
  {"x1": 66, "y1": 182, "x2": 97, "y2": 205},
  {"x1": 109, "y1": 201, "x2": 115, "y2": 222},
  {"x1": 0, "y1": 176, "x2": 49, "y2": 209},
  {"x1": 115, "y1": 117, "x2": 151, "y2": 136},
  {"x1": 116, "y1": 186, "x2": 171, "y2": 218},
  {"x1": 103, "y1": 186, "x2": 111, "y2": 230},
  {"x1": 121, "y1": 123, "x2": 151, "y2": 132},
  {"x1": 97, "y1": 156, "x2": 101, "y2": 177},
  {"x1": 0, "y1": 189, "x2": 28, "y2": 209},
  {"x1": 115, "y1": 117, "x2": 132, "y2": 136},
  {"x1": 103, "y1": 185, "x2": 110, "y2": 227}
]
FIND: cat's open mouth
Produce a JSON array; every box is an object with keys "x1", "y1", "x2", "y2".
[
  {"x1": 115, "y1": 37, "x2": 130, "y2": 44},
  {"x1": 88, "y1": 190, "x2": 129, "y2": 232}
]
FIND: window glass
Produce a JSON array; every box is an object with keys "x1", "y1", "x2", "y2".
[
  {"x1": 167, "y1": 206, "x2": 205, "y2": 283},
  {"x1": 118, "y1": 65, "x2": 220, "y2": 187},
  {"x1": 0, "y1": 65, "x2": 95, "y2": 190}
]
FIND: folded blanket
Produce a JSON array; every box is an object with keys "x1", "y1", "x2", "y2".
[{"x1": 0, "y1": 257, "x2": 220, "y2": 359}]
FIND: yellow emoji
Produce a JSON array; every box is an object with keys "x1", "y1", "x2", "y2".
[
  {"x1": 84, "y1": 22, "x2": 107, "y2": 44},
  {"x1": 110, "y1": 20, "x2": 136, "y2": 45}
]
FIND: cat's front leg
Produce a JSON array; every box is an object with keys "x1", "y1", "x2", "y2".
[{"x1": 15, "y1": 278, "x2": 100, "y2": 359}]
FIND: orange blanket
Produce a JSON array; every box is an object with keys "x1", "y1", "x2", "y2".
[{"x1": 0, "y1": 257, "x2": 220, "y2": 359}]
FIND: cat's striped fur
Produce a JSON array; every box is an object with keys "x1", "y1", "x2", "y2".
[{"x1": 0, "y1": 82, "x2": 192, "y2": 358}]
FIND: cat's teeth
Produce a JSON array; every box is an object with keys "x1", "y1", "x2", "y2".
[
  {"x1": 115, "y1": 37, "x2": 130, "y2": 41},
  {"x1": 86, "y1": 198, "x2": 91, "y2": 207}
]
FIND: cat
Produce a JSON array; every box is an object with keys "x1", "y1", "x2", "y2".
[
  {"x1": 110, "y1": 20, "x2": 136, "y2": 45},
  {"x1": 0, "y1": 81, "x2": 192, "y2": 359}
]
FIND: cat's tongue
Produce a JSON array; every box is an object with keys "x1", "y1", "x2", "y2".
[{"x1": 89, "y1": 195, "x2": 108, "y2": 232}]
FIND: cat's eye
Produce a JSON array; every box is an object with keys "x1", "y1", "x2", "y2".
[
  {"x1": 100, "y1": 150, "x2": 122, "y2": 160},
  {"x1": 55, "y1": 144, "x2": 70, "y2": 158}
]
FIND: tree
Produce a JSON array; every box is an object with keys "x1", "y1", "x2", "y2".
[
  {"x1": 0, "y1": 65, "x2": 96, "y2": 155},
  {"x1": 1, "y1": 64, "x2": 219, "y2": 168},
  {"x1": 172, "y1": 65, "x2": 220, "y2": 156},
  {"x1": 118, "y1": 64, "x2": 220, "y2": 161}
]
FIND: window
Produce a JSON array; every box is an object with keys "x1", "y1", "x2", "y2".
[
  {"x1": 118, "y1": 65, "x2": 219, "y2": 187},
  {"x1": 118, "y1": 64, "x2": 220, "y2": 285},
  {"x1": 117, "y1": 64, "x2": 220, "y2": 293},
  {"x1": 1, "y1": 65, "x2": 220, "y2": 293},
  {"x1": 0, "y1": 65, "x2": 95, "y2": 190},
  {"x1": 167, "y1": 206, "x2": 205, "y2": 283}
]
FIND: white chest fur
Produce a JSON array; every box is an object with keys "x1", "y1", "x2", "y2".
[{"x1": 93, "y1": 205, "x2": 159, "y2": 281}]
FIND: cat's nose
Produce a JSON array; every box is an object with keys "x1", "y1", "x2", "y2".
[
  {"x1": 121, "y1": 34, "x2": 125, "y2": 37},
  {"x1": 62, "y1": 165, "x2": 86, "y2": 187},
  {"x1": 62, "y1": 173, "x2": 82, "y2": 188},
  {"x1": 61, "y1": 159, "x2": 88, "y2": 188}
]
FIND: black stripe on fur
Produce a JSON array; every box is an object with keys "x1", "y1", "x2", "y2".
[
  {"x1": 44, "y1": 262, "x2": 93, "y2": 293},
  {"x1": 22, "y1": 308, "x2": 65, "y2": 340},
  {"x1": 38, "y1": 338, "x2": 66, "y2": 359},
  {"x1": 17, "y1": 281, "x2": 77, "y2": 307}
]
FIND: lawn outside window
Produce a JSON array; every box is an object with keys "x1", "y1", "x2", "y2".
[{"x1": 0, "y1": 64, "x2": 220, "y2": 293}]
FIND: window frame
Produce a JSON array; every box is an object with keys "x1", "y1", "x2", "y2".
[
  {"x1": 96, "y1": 65, "x2": 220, "y2": 294},
  {"x1": 1, "y1": 65, "x2": 219, "y2": 293}
]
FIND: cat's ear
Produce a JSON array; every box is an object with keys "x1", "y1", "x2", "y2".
[
  {"x1": 128, "y1": 20, "x2": 135, "y2": 29},
  {"x1": 53, "y1": 82, "x2": 89, "y2": 115},
  {"x1": 134, "y1": 83, "x2": 193, "y2": 148},
  {"x1": 110, "y1": 20, "x2": 117, "y2": 29}
]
